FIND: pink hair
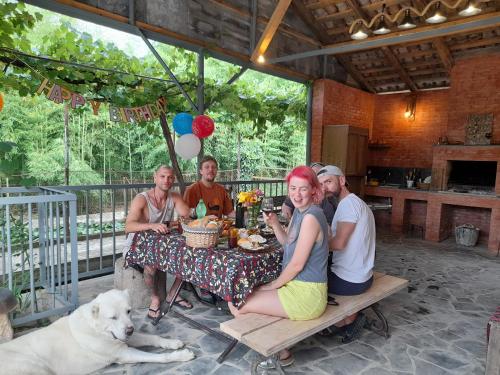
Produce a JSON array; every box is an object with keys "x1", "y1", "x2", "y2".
[{"x1": 286, "y1": 165, "x2": 324, "y2": 205}]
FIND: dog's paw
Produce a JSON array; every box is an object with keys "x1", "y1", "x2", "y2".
[
  {"x1": 175, "y1": 349, "x2": 195, "y2": 362},
  {"x1": 160, "y1": 338, "x2": 184, "y2": 350}
]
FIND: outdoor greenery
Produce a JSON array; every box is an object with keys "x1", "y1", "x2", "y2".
[{"x1": 0, "y1": 1, "x2": 308, "y2": 187}]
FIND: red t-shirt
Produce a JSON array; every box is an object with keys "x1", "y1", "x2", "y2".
[{"x1": 183, "y1": 181, "x2": 233, "y2": 218}]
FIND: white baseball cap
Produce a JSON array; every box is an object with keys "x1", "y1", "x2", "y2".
[{"x1": 317, "y1": 165, "x2": 345, "y2": 177}]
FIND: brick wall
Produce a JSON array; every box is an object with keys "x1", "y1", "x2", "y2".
[
  {"x1": 311, "y1": 79, "x2": 374, "y2": 161},
  {"x1": 443, "y1": 205, "x2": 491, "y2": 245},
  {"x1": 447, "y1": 53, "x2": 500, "y2": 144},
  {"x1": 369, "y1": 90, "x2": 449, "y2": 168},
  {"x1": 311, "y1": 53, "x2": 500, "y2": 168}
]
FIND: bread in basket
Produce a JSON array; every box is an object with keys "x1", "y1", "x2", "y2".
[{"x1": 182, "y1": 217, "x2": 221, "y2": 248}]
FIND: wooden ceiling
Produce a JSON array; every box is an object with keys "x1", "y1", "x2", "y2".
[
  {"x1": 290, "y1": 0, "x2": 500, "y2": 92},
  {"x1": 26, "y1": 0, "x2": 500, "y2": 94}
]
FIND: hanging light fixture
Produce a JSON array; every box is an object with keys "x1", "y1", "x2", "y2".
[
  {"x1": 373, "y1": 15, "x2": 391, "y2": 34},
  {"x1": 351, "y1": 21, "x2": 369, "y2": 40},
  {"x1": 398, "y1": 9, "x2": 417, "y2": 29},
  {"x1": 404, "y1": 94, "x2": 417, "y2": 121},
  {"x1": 426, "y1": 2, "x2": 447, "y2": 23},
  {"x1": 459, "y1": 0, "x2": 481, "y2": 16}
]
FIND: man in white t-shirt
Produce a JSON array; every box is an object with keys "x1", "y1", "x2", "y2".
[{"x1": 317, "y1": 165, "x2": 376, "y2": 342}]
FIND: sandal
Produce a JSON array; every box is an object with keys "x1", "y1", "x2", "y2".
[
  {"x1": 258, "y1": 354, "x2": 295, "y2": 369},
  {"x1": 167, "y1": 297, "x2": 193, "y2": 310},
  {"x1": 147, "y1": 307, "x2": 161, "y2": 320},
  {"x1": 341, "y1": 313, "x2": 366, "y2": 343}
]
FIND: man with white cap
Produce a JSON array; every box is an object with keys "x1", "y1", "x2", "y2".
[{"x1": 317, "y1": 165, "x2": 376, "y2": 342}]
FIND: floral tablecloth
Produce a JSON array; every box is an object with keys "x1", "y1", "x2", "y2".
[{"x1": 125, "y1": 230, "x2": 282, "y2": 308}]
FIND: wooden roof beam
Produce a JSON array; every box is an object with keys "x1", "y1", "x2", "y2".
[
  {"x1": 305, "y1": 0, "x2": 345, "y2": 10},
  {"x1": 449, "y1": 35, "x2": 500, "y2": 50},
  {"x1": 251, "y1": 0, "x2": 292, "y2": 62},
  {"x1": 268, "y1": 12, "x2": 500, "y2": 63},
  {"x1": 291, "y1": 1, "x2": 371, "y2": 90},
  {"x1": 336, "y1": 55, "x2": 377, "y2": 92},
  {"x1": 290, "y1": 0, "x2": 331, "y2": 44},
  {"x1": 433, "y1": 38, "x2": 455, "y2": 71},
  {"x1": 343, "y1": 0, "x2": 418, "y2": 92},
  {"x1": 381, "y1": 46, "x2": 419, "y2": 91},
  {"x1": 316, "y1": 0, "x2": 406, "y2": 22},
  {"x1": 412, "y1": 0, "x2": 454, "y2": 72}
]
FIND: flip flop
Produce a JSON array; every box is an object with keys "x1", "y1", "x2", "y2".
[
  {"x1": 257, "y1": 354, "x2": 295, "y2": 369},
  {"x1": 167, "y1": 297, "x2": 193, "y2": 310},
  {"x1": 146, "y1": 307, "x2": 160, "y2": 320}
]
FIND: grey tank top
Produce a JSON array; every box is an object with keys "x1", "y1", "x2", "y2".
[
  {"x1": 283, "y1": 205, "x2": 329, "y2": 283},
  {"x1": 123, "y1": 191, "x2": 175, "y2": 255}
]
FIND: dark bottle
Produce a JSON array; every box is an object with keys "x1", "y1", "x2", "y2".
[{"x1": 235, "y1": 204, "x2": 246, "y2": 228}]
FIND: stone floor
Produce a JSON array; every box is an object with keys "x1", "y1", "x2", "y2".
[{"x1": 76, "y1": 234, "x2": 500, "y2": 375}]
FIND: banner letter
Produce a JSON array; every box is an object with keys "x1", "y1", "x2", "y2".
[{"x1": 89, "y1": 100, "x2": 101, "y2": 115}]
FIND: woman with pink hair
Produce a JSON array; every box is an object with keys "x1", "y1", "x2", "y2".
[{"x1": 228, "y1": 166, "x2": 330, "y2": 367}]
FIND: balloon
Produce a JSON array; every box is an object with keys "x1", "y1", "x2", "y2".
[
  {"x1": 175, "y1": 134, "x2": 201, "y2": 160},
  {"x1": 192, "y1": 115, "x2": 215, "y2": 138},
  {"x1": 173, "y1": 112, "x2": 193, "y2": 135},
  {"x1": 0, "y1": 93, "x2": 3, "y2": 113}
]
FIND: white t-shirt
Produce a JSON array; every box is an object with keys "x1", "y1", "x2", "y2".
[{"x1": 331, "y1": 193, "x2": 376, "y2": 283}]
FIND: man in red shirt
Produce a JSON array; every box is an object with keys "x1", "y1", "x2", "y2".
[{"x1": 184, "y1": 155, "x2": 234, "y2": 218}]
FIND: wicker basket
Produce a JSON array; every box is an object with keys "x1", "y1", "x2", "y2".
[
  {"x1": 455, "y1": 224, "x2": 479, "y2": 247},
  {"x1": 182, "y1": 223, "x2": 219, "y2": 248}
]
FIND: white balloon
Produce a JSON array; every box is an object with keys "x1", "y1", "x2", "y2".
[{"x1": 175, "y1": 134, "x2": 201, "y2": 159}]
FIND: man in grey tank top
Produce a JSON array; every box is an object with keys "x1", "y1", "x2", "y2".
[{"x1": 125, "y1": 166, "x2": 192, "y2": 318}]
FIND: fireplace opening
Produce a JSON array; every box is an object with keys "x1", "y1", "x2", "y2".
[{"x1": 447, "y1": 161, "x2": 497, "y2": 194}]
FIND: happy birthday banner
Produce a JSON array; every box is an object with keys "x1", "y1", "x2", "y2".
[{"x1": 36, "y1": 78, "x2": 166, "y2": 123}]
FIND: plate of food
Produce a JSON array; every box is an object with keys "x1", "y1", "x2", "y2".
[{"x1": 237, "y1": 235, "x2": 270, "y2": 252}]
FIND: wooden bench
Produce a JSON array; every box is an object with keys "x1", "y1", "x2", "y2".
[{"x1": 219, "y1": 272, "x2": 408, "y2": 373}]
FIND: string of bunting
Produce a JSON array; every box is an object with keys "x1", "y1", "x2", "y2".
[{"x1": 35, "y1": 78, "x2": 166, "y2": 123}]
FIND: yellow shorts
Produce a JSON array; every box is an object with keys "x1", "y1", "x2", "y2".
[{"x1": 277, "y1": 280, "x2": 327, "y2": 321}]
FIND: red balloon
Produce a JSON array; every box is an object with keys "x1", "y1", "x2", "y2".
[{"x1": 192, "y1": 115, "x2": 215, "y2": 138}]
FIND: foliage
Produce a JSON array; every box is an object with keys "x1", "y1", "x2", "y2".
[{"x1": 0, "y1": 2, "x2": 307, "y2": 186}]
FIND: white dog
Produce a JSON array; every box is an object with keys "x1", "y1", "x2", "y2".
[{"x1": 0, "y1": 289, "x2": 194, "y2": 374}]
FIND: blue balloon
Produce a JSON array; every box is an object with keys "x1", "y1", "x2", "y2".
[{"x1": 173, "y1": 113, "x2": 193, "y2": 135}]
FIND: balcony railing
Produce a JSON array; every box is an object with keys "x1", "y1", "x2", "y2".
[{"x1": 0, "y1": 179, "x2": 286, "y2": 326}]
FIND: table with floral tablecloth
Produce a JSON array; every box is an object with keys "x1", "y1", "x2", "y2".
[{"x1": 125, "y1": 230, "x2": 282, "y2": 308}]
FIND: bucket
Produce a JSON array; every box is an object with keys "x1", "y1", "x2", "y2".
[{"x1": 455, "y1": 224, "x2": 479, "y2": 247}]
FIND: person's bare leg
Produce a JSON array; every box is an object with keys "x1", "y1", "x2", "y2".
[
  {"x1": 334, "y1": 312, "x2": 357, "y2": 327},
  {"x1": 144, "y1": 266, "x2": 161, "y2": 318},
  {"x1": 166, "y1": 277, "x2": 192, "y2": 309},
  {"x1": 228, "y1": 289, "x2": 287, "y2": 318},
  {"x1": 227, "y1": 290, "x2": 292, "y2": 365}
]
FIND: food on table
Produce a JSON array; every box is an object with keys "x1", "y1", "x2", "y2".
[
  {"x1": 186, "y1": 217, "x2": 220, "y2": 231},
  {"x1": 248, "y1": 234, "x2": 266, "y2": 244}
]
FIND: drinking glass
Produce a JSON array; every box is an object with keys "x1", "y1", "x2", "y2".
[{"x1": 261, "y1": 197, "x2": 274, "y2": 229}]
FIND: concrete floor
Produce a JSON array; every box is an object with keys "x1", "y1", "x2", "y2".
[{"x1": 76, "y1": 234, "x2": 499, "y2": 375}]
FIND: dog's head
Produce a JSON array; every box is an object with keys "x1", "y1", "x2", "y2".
[{"x1": 89, "y1": 289, "x2": 134, "y2": 342}]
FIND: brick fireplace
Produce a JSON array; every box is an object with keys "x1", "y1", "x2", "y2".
[{"x1": 431, "y1": 145, "x2": 500, "y2": 195}]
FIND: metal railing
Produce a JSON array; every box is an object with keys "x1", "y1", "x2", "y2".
[
  {"x1": 0, "y1": 179, "x2": 286, "y2": 326},
  {"x1": 0, "y1": 187, "x2": 79, "y2": 327}
]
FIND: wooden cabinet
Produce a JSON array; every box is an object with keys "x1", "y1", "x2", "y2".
[{"x1": 321, "y1": 125, "x2": 368, "y2": 195}]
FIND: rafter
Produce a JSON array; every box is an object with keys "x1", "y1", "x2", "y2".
[
  {"x1": 316, "y1": 0, "x2": 406, "y2": 23},
  {"x1": 290, "y1": 0, "x2": 331, "y2": 44},
  {"x1": 449, "y1": 35, "x2": 500, "y2": 50},
  {"x1": 433, "y1": 38, "x2": 455, "y2": 71},
  {"x1": 251, "y1": 0, "x2": 292, "y2": 62},
  {"x1": 343, "y1": 0, "x2": 418, "y2": 91},
  {"x1": 305, "y1": 0, "x2": 345, "y2": 10},
  {"x1": 413, "y1": 0, "x2": 454, "y2": 72},
  {"x1": 336, "y1": 55, "x2": 377, "y2": 92},
  {"x1": 291, "y1": 0, "x2": 372, "y2": 90},
  {"x1": 381, "y1": 46, "x2": 419, "y2": 91},
  {"x1": 209, "y1": 0, "x2": 320, "y2": 46},
  {"x1": 267, "y1": 12, "x2": 500, "y2": 64}
]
